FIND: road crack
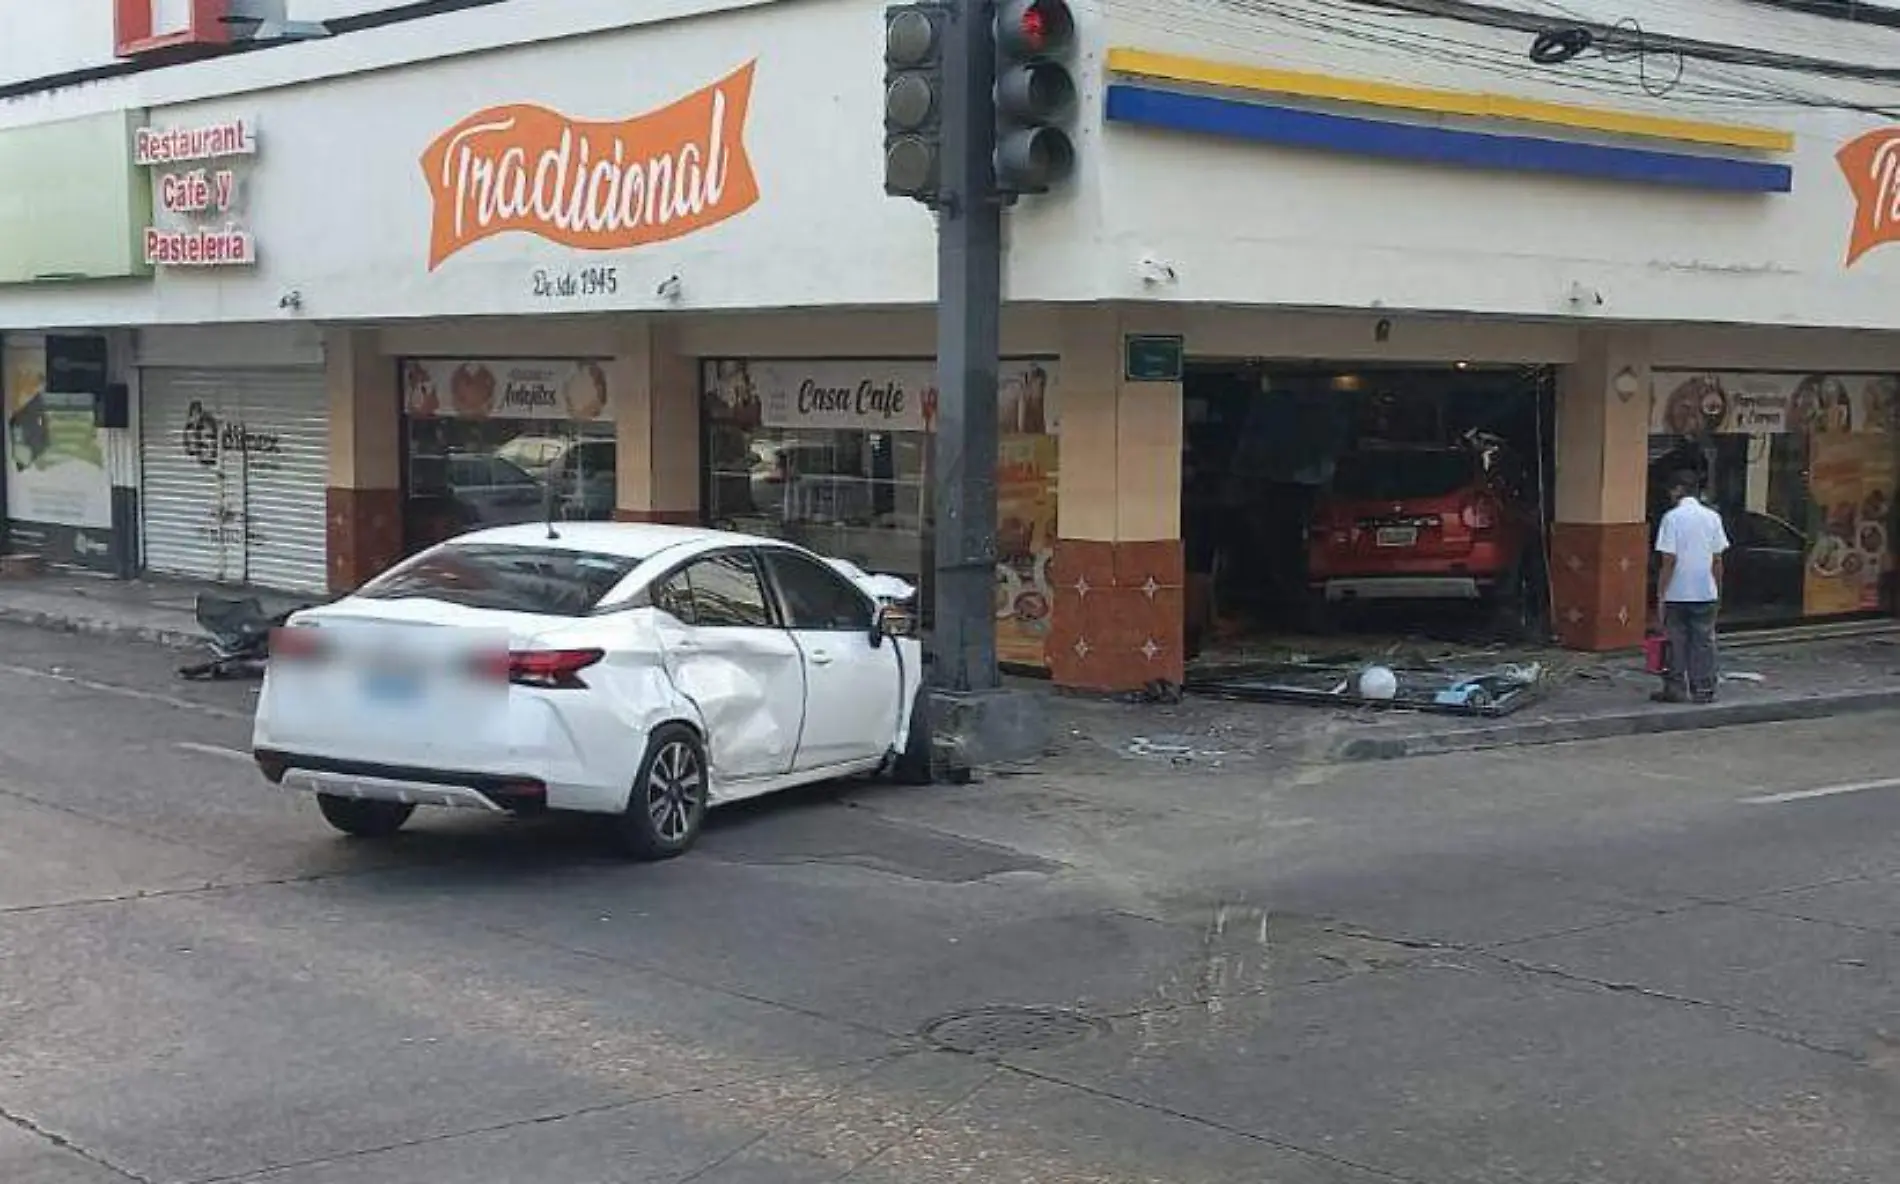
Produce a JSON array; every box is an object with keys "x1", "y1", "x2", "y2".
[{"x1": 1, "y1": 1104, "x2": 154, "y2": 1183}]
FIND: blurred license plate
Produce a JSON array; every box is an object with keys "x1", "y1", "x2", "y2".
[
  {"x1": 362, "y1": 671, "x2": 422, "y2": 701},
  {"x1": 1376, "y1": 526, "x2": 1418, "y2": 547}
]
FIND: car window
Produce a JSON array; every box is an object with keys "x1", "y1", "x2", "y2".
[
  {"x1": 765, "y1": 550, "x2": 873, "y2": 631},
  {"x1": 649, "y1": 570, "x2": 696, "y2": 624},
  {"x1": 1331, "y1": 451, "x2": 1477, "y2": 500},
  {"x1": 684, "y1": 552, "x2": 772, "y2": 628},
  {"x1": 1749, "y1": 514, "x2": 1802, "y2": 550},
  {"x1": 358, "y1": 544, "x2": 644, "y2": 616},
  {"x1": 493, "y1": 458, "x2": 541, "y2": 487},
  {"x1": 561, "y1": 443, "x2": 616, "y2": 478}
]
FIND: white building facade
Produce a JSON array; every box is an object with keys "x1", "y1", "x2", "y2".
[{"x1": 2, "y1": 0, "x2": 1899, "y2": 689}]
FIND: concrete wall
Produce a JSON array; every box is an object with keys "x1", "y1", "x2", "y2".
[{"x1": 5, "y1": 0, "x2": 1900, "y2": 331}]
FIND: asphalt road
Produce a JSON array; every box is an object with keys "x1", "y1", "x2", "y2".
[{"x1": 2, "y1": 621, "x2": 1898, "y2": 1183}]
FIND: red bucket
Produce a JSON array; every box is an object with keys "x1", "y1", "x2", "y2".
[{"x1": 1643, "y1": 633, "x2": 1670, "y2": 675}]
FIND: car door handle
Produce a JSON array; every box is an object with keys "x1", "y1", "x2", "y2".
[{"x1": 809, "y1": 650, "x2": 833, "y2": 665}]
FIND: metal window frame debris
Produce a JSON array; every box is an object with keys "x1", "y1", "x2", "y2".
[{"x1": 1185, "y1": 658, "x2": 1549, "y2": 717}]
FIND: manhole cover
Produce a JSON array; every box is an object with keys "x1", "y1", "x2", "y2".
[{"x1": 920, "y1": 1006, "x2": 1107, "y2": 1055}]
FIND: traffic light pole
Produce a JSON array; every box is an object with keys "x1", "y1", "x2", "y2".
[
  {"x1": 932, "y1": 0, "x2": 1002, "y2": 696},
  {"x1": 919, "y1": 0, "x2": 1047, "y2": 773}
]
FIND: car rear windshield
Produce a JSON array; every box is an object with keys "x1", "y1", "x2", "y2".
[
  {"x1": 1331, "y1": 451, "x2": 1477, "y2": 501},
  {"x1": 358, "y1": 544, "x2": 642, "y2": 616}
]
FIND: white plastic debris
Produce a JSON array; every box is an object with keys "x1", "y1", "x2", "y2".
[
  {"x1": 824, "y1": 557, "x2": 917, "y2": 604},
  {"x1": 1358, "y1": 665, "x2": 1399, "y2": 700}
]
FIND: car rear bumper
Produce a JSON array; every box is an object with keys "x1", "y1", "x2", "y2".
[
  {"x1": 254, "y1": 749, "x2": 546, "y2": 813},
  {"x1": 1318, "y1": 576, "x2": 1491, "y2": 601}
]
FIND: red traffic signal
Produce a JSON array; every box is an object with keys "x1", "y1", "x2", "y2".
[
  {"x1": 997, "y1": 0, "x2": 1073, "y2": 60},
  {"x1": 993, "y1": 0, "x2": 1077, "y2": 194}
]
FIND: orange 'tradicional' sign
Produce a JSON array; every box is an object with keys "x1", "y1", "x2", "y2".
[
  {"x1": 420, "y1": 61, "x2": 760, "y2": 270},
  {"x1": 1840, "y1": 127, "x2": 1900, "y2": 267}
]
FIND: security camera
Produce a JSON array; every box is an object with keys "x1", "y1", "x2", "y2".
[
  {"x1": 1136, "y1": 254, "x2": 1177, "y2": 285},
  {"x1": 278, "y1": 290, "x2": 303, "y2": 311},
  {"x1": 655, "y1": 275, "x2": 682, "y2": 301}
]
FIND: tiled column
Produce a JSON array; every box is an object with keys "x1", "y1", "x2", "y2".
[
  {"x1": 613, "y1": 323, "x2": 701, "y2": 525},
  {"x1": 324, "y1": 329, "x2": 403, "y2": 593},
  {"x1": 1047, "y1": 308, "x2": 1187, "y2": 692},
  {"x1": 1550, "y1": 330, "x2": 1652, "y2": 650}
]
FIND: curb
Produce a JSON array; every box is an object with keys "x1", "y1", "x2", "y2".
[
  {"x1": 1329, "y1": 687, "x2": 1900, "y2": 762},
  {"x1": 0, "y1": 604, "x2": 202, "y2": 652}
]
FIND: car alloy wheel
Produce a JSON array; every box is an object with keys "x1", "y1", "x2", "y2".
[
  {"x1": 616, "y1": 724, "x2": 709, "y2": 861},
  {"x1": 646, "y1": 739, "x2": 703, "y2": 843}
]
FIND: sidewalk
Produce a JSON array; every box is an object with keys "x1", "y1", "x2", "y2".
[
  {"x1": 1047, "y1": 626, "x2": 1900, "y2": 775},
  {"x1": 0, "y1": 571, "x2": 309, "y2": 650},
  {"x1": 3, "y1": 569, "x2": 1898, "y2": 768}
]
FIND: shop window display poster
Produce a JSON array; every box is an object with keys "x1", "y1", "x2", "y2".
[
  {"x1": 995, "y1": 362, "x2": 1059, "y2": 670},
  {"x1": 4, "y1": 339, "x2": 112, "y2": 567},
  {"x1": 1804, "y1": 433, "x2": 1895, "y2": 616},
  {"x1": 705, "y1": 358, "x2": 1061, "y2": 670},
  {"x1": 1653, "y1": 371, "x2": 1899, "y2": 618}
]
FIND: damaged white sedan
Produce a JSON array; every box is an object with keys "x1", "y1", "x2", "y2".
[{"x1": 251, "y1": 523, "x2": 928, "y2": 859}]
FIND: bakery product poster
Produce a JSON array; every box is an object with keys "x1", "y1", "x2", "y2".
[
  {"x1": 995, "y1": 434, "x2": 1058, "y2": 669},
  {"x1": 1652, "y1": 371, "x2": 1900, "y2": 437},
  {"x1": 1804, "y1": 433, "x2": 1896, "y2": 616},
  {"x1": 401, "y1": 358, "x2": 613, "y2": 422},
  {"x1": 4, "y1": 338, "x2": 110, "y2": 531}
]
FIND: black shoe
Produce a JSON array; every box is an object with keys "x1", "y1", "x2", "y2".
[{"x1": 1651, "y1": 690, "x2": 1687, "y2": 704}]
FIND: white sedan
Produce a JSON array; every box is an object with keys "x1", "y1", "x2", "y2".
[{"x1": 251, "y1": 523, "x2": 929, "y2": 859}]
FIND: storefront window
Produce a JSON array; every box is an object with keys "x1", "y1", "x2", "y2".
[
  {"x1": 702, "y1": 358, "x2": 1059, "y2": 670},
  {"x1": 1649, "y1": 372, "x2": 1899, "y2": 626},
  {"x1": 400, "y1": 358, "x2": 616, "y2": 553}
]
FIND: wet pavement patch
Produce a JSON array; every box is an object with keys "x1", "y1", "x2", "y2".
[{"x1": 921, "y1": 1006, "x2": 1109, "y2": 1056}]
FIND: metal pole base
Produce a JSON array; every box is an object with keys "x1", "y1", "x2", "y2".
[{"x1": 925, "y1": 686, "x2": 1051, "y2": 777}]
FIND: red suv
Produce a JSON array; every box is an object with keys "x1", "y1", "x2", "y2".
[{"x1": 1305, "y1": 442, "x2": 1544, "y2": 635}]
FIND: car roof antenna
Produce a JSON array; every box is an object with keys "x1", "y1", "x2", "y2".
[{"x1": 542, "y1": 472, "x2": 561, "y2": 540}]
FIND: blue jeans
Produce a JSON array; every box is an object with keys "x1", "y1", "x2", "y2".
[{"x1": 1664, "y1": 601, "x2": 1718, "y2": 700}]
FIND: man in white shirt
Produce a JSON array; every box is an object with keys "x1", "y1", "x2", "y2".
[{"x1": 1653, "y1": 470, "x2": 1729, "y2": 704}]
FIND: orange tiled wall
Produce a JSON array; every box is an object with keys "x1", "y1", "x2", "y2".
[
  {"x1": 326, "y1": 487, "x2": 404, "y2": 593},
  {"x1": 1549, "y1": 521, "x2": 1649, "y2": 650},
  {"x1": 1047, "y1": 539, "x2": 1186, "y2": 692}
]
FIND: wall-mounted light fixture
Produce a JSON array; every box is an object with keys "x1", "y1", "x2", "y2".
[{"x1": 1613, "y1": 366, "x2": 1642, "y2": 402}]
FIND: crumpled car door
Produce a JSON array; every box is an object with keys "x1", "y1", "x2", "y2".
[{"x1": 648, "y1": 609, "x2": 804, "y2": 788}]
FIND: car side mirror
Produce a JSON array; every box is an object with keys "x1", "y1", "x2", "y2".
[{"x1": 871, "y1": 603, "x2": 914, "y2": 646}]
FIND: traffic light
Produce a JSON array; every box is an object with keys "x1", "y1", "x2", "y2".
[
  {"x1": 884, "y1": 3, "x2": 950, "y2": 203},
  {"x1": 992, "y1": 0, "x2": 1076, "y2": 194}
]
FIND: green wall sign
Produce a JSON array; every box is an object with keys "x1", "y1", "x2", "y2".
[
  {"x1": 1124, "y1": 334, "x2": 1184, "y2": 382},
  {"x1": 0, "y1": 111, "x2": 151, "y2": 285}
]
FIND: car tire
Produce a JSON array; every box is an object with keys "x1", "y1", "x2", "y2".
[
  {"x1": 890, "y1": 689, "x2": 934, "y2": 786},
  {"x1": 316, "y1": 794, "x2": 415, "y2": 838},
  {"x1": 614, "y1": 724, "x2": 709, "y2": 861}
]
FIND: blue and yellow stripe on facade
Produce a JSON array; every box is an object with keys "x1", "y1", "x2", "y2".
[{"x1": 1104, "y1": 48, "x2": 1794, "y2": 194}]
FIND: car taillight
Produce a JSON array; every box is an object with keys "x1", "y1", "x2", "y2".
[
  {"x1": 508, "y1": 648, "x2": 604, "y2": 689},
  {"x1": 1461, "y1": 499, "x2": 1498, "y2": 531},
  {"x1": 269, "y1": 626, "x2": 326, "y2": 662}
]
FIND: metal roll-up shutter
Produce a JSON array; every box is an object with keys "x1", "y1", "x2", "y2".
[
  {"x1": 141, "y1": 370, "x2": 238, "y2": 584},
  {"x1": 139, "y1": 367, "x2": 328, "y2": 592}
]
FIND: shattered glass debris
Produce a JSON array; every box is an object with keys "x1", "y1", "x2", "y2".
[{"x1": 1186, "y1": 657, "x2": 1548, "y2": 716}]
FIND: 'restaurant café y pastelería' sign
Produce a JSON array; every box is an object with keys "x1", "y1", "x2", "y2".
[{"x1": 137, "y1": 117, "x2": 258, "y2": 267}]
